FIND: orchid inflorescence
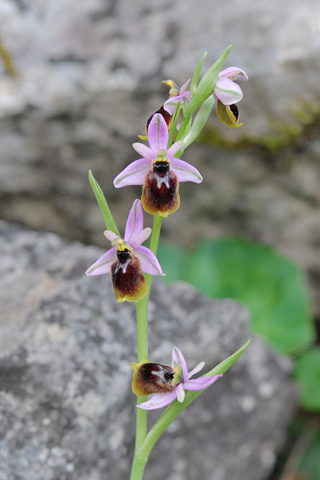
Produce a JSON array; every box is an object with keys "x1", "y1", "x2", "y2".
[{"x1": 85, "y1": 46, "x2": 249, "y2": 480}]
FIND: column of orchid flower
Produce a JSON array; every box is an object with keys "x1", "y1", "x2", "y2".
[{"x1": 86, "y1": 46, "x2": 250, "y2": 480}]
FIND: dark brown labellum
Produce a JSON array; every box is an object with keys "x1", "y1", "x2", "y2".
[
  {"x1": 133, "y1": 362, "x2": 176, "y2": 396},
  {"x1": 111, "y1": 250, "x2": 148, "y2": 302},
  {"x1": 142, "y1": 162, "x2": 180, "y2": 217}
]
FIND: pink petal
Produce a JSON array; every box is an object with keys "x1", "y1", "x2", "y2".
[
  {"x1": 163, "y1": 89, "x2": 191, "y2": 115},
  {"x1": 113, "y1": 158, "x2": 150, "y2": 188},
  {"x1": 186, "y1": 362, "x2": 205, "y2": 380},
  {"x1": 85, "y1": 248, "x2": 116, "y2": 276},
  {"x1": 170, "y1": 157, "x2": 203, "y2": 184},
  {"x1": 176, "y1": 383, "x2": 185, "y2": 403},
  {"x1": 167, "y1": 140, "x2": 184, "y2": 158},
  {"x1": 214, "y1": 77, "x2": 243, "y2": 105},
  {"x1": 132, "y1": 142, "x2": 156, "y2": 161},
  {"x1": 124, "y1": 199, "x2": 144, "y2": 243},
  {"x1": 163, "y1": 97, "x2": 180, "y2": 115},
  {"x1": 179, "y1": 79, "x2": 191, "y2": 95},
  {"x1": 219, "y1": 66, "x2": 248, "y2": 81},
  {"x1": 137, "y1": 391, "x2": 177, "y2": 410},
  {"x1": 135, "y1": 246, "x2": 165, "y2": 276},
  {"x1": 163, "y1": 79, "x2": 191, "y2": 114},
  {"x1": 148, "y1": 114, "x2": 168, "y2": 151},
  {"x1": 104, "y1": 230, "x2": 120, "y2": 244},
  {"x1": 183, "y1": 374, "x2": 223, "y2": 391},
  {"x1": 129, "y1": 228, "x2": 152, "y2": 250},
  {"x1": 172, "y1": 347, "x2": 188, "y2": 379}
]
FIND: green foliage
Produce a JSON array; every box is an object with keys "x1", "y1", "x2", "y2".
[
  {"x1": 156, "y1": 241, "x2": 186, "y2": 283},
  {"x1": 294, "y1": 348, "x2": 320, "y2": 411},
  {"x1": 182, "y1": 96, "x2": 215, "y2": 152},
  {"x1": 157, "y1": 237, "x2": 315, "y2": 355},
  {"x1": 88, "y1": 170, "x2": 120, "y2": 236},
  {"x1": 186, "y1": 45, "x2": 232, "y2": 116},
  {"x1": 190, "y1": 51, "x2": 207, "y2": 96},
  {"x1": 298, "y1": 426, "x2": 320, "y2": 480}
]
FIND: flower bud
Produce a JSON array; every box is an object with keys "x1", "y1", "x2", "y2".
[{"x1": 132, "y1": 360, "x2": 176, "y2": 397}]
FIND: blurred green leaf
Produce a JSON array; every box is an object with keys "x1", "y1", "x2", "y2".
[
  {"x1": 295, "y1": 348, "x2": 320, "y2": 411},
  {"x1": 157, "y1": 237, "x2": 315, "y2": 355},
  {"x1": 298, "y1": 426, "x2": 320, "y2": 479},
  {"x1": 156, "y1": 241, "x2": 185, "y2": 283}
]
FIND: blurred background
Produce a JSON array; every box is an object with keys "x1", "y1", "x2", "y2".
[{"x1": 0, "y1": 0, "x2": 320, "y2": 478}]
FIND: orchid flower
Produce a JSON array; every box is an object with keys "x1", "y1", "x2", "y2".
[
  {"x1": 213, "y1": 66, "x2": 248, "y2": 128},
  {"x1": 86, "y1": 199, "x2": 164, "y2": 302},
  {"x1": 135, "y1": 347, "x2": 223, "y2": 410},
  {"x1": 113, "y1": 114, "x2": 203, "y2": 217},
  {"x1": 163, "y1": 79, "x2": 191, "y2": 116}
]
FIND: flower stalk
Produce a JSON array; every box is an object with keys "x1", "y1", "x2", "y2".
[
  {"x1": 134, "y1": 214, "x2": 163, "y2": 456},
  {"x1": 85, "y1": 46, "x2": 250, "y2": 480}
]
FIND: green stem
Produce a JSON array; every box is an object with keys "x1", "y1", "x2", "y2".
[
  {"x1": 130, "y1": 215, "x2": 163, "y2": 480},
  {"x1": 129, "y1": 456, "x2": 147, "y2": 480}
]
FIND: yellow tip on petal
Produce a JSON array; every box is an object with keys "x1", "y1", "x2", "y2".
[
  {"x1": 162, "y1": 79, "x2": 175, "y2": 88},
  {"x1": 162, "y1": 79, "x2": 179, "y2": 97}
]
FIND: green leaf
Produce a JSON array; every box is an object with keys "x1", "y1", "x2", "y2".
[
  {"x1": 182, "y1": 238, "x2": 315, "y2": 355},
  {"x1": 167, "y1": 101, "x2": 181, "y2": 148},
  {"x1": 156, "y1": 241, "x2": 185, "y2": 282},
  {"x1": 137, "y1": 339, "x2": 251, "y2": 461},
  {"x1": 190, "y1": 51, "x2": 207, "y2": 96},
  {"x1": 182, "y1": 95, "x2": 215, "y2": 151},
  {"x1": 88, "y1": 170, "x2": 120, "y2": 236},
  {"x1": 186, "y1": 45, "x2": 232, "y2": 116},
  {"x1": 294, "y1": 348, "x2": 320, "y2": 411},
  {"x1": 298, "y1": 428, "x2": 320, "y2": 479},
  {"x1": 174, "y1": 46, "x2": 231, "y2": 144}
]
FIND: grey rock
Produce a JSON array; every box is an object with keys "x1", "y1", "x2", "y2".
[
  {"x1": 0, "y1": 220, "x2": 296, "y2": 480},
  {"x1": 0, "y1": 0, "x2": 319, "y2": 135}
]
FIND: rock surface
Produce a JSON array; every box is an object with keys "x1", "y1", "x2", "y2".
[
  {"x1": 0, "y1": 0, "x2": 319, "y2": 134},
  {"x1": 0, "y1": 220, "x2": 297, "y2": 480}
]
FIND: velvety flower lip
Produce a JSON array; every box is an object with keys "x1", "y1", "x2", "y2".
[
  {"x1": 214, "y1": 66, "x2": 248, "y2": 105},
  {"x1": 85, "y1": 199, "x2": 164, "y2": 277},
  {"x1": 137, "y1": 347, "x2": 223, "y2": 410},
  {"x1": 163, "y1": 79, "x2": 191, "y2": 115},
  {"x1": 113, "y1": 114, "x2": 203, "y2": 189}
]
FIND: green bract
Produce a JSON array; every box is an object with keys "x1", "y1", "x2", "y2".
[
  {"x1": 182, "y1": 95, "x2": 215, "y2": 151},
  {"x1": 88, "y1": 170, "x2": 120, "y2": 236},
  {"x1": 186, "y1": 45, "x2": 232, "y2": 117},
  {"x1": 190, "y1": 51, "x2": 207, "y2": 97}
]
